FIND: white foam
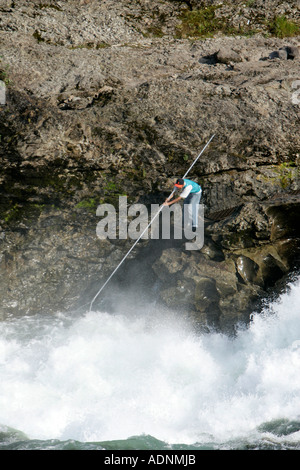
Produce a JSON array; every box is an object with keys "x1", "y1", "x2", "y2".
[{"x1": 0, "y1": 279, "x2": 300, "y2": 445}]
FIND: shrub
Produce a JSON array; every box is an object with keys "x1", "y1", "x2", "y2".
[
  {"x1": 176, "y1": 6, "x2": 227, "y2": 38},
  {"x1": 267, "y1": 15, "x2": 299, "y2": 38}
]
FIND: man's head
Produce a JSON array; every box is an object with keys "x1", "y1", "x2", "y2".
[{"x1": 174, "y1": 178, "x2": 184, "y2": 188}]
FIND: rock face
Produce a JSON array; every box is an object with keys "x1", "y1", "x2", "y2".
[{"x1": 0, "y1": 0, "x2": 299, "y2": 331}]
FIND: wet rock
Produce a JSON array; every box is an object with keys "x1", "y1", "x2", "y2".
[
  {"x1": 266, "y1": 203, "x2": 300, "y2": 242},
  {"x1": 159, "y1": 280, "x2": 195, "y2": 311},
  {"x1": 152, "y1": 248, "x2": 188, "y2": 280},
  {"x1": 231, "y1": 243, "x2": 290, "y2": 289},
  {"x1": 194, "y1": 277, "x2": 220, "y2": 313},
  {"x1": 260, "y1": 254, "x2": 286, "y2": 288},
  {"x1": 276, "y1": 239, "x2": 300, "y2": 268},
  {"x1": 236, "y1": 255, "x2": 259, "y2": 284},
  {"x1": 153, "y1": 247, "x2": 256, "y2": 329},
  {"x1": 219, "y1": 283, "x2": 263, "y2": 329},
  {"x1": 200, "y1": 239, "x2": 225, "y2": 262}
]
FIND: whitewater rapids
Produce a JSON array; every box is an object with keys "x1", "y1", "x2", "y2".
[{"x1": 0, "y1": 278, "x2": 300, "y2": 448}]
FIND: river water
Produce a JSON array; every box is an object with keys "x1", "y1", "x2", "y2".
[{"x1": 1, "y1": 277, "x2": 300, "y2": 450}]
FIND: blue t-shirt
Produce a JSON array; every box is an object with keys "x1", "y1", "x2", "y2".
[{"x1": 177, "y1": 179, "x2": 201, "y2": 198}]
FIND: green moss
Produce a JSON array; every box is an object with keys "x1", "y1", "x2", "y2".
[
  {"x1": 75, "y1": 198, "x2": 98, "y2": 210},
  {"x1": 176, "y1": 6, "x2": 225, "y2": 38},
  {"x1": 3, "y1": 203, "x2": 20, "y2": 223},
  {"x1": 258, "y1": 162, "x2": 299, "y2": 189},
  {"x1": 2, "y1": 202, "x2": 48, "y2": 225},
  {"x1": 175, "y1": 6, "x2": 258, "y2": 38},
  {"x1": 267, "y1": 15, "x2": 300, "y2": 38},
  {"x1": 273, "y1": 162, "x2": 299, "y2": 189},
  {"x1": 102, "y1": 178, "x2": 128, "y2": 204}
]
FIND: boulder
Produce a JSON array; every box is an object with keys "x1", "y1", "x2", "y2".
[
  {"x1": 286, "y1": 46, "x2": 300, "y2": 60},
  {"x1": 269, "y1": 46, "x2": 300, "y2": 60},
  {"x1": 236, "y1": 255, "x2": 259, "y2": 284},
  {"x1": 216, "y1": 47, "x2": 242, "y2": 64}
]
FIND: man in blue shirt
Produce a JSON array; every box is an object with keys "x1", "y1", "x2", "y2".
[{"x1": 163, "y1": 178, "x2": 202, "y2": 232}]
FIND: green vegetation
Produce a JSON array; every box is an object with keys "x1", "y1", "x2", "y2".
[
  {"x1": 175, "y1": 6, "x2": 299, "y2": 39},
  {"x1": 3, "y1": 204, "x2": 20, "y2": 223},
  {"x1": 176, "y1": 6, "x2": 225, "y2": 38},
  {"x1": 75, "y1": 178, "x2": 127, "y2": 211},
  {"x1": 75, "y1": 198, "x2": 98, "y2": 210},
  {"x1": 102, "y1": 178, "x2": 127, "y2": 204},
  {"x1": 267, "y1": 15, "x2": 300, "y2": 38},
  {"x1": 258, "y1": 162, "x2": 299, "y2": 189},
  {"x1": 175, "y1": 6, "x2": 257, "y2": 39},
  {"x1": 2, "y1": 202, "x2": 48, "y2": 224},
  {"x1": 274, "y1": 162, "x2": 299, "y2": 189}
]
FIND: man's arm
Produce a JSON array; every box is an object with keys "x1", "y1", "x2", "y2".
[{"x1": 163, "y1": 196, "x2": 182, "y2": 206}]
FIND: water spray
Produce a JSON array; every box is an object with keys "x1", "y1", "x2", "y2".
[{"x1": 89, "y1": 134, "x2": 215, "y2": 311}]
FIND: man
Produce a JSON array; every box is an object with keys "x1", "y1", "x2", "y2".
[{"x1": 163, "y1": 178, "x2": 202, "y2": 232}]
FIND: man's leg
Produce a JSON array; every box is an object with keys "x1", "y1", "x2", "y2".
[
  {"x1": 191, "y1": 192, "x2": 201, "y2": 229},
  {"x1": 183, "y1": 194, "x2": 192, "y2": 228}
]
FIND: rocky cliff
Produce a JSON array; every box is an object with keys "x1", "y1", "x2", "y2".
[{"x1": 0, "y1": 0, "x2": 299, "y2": 332}]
